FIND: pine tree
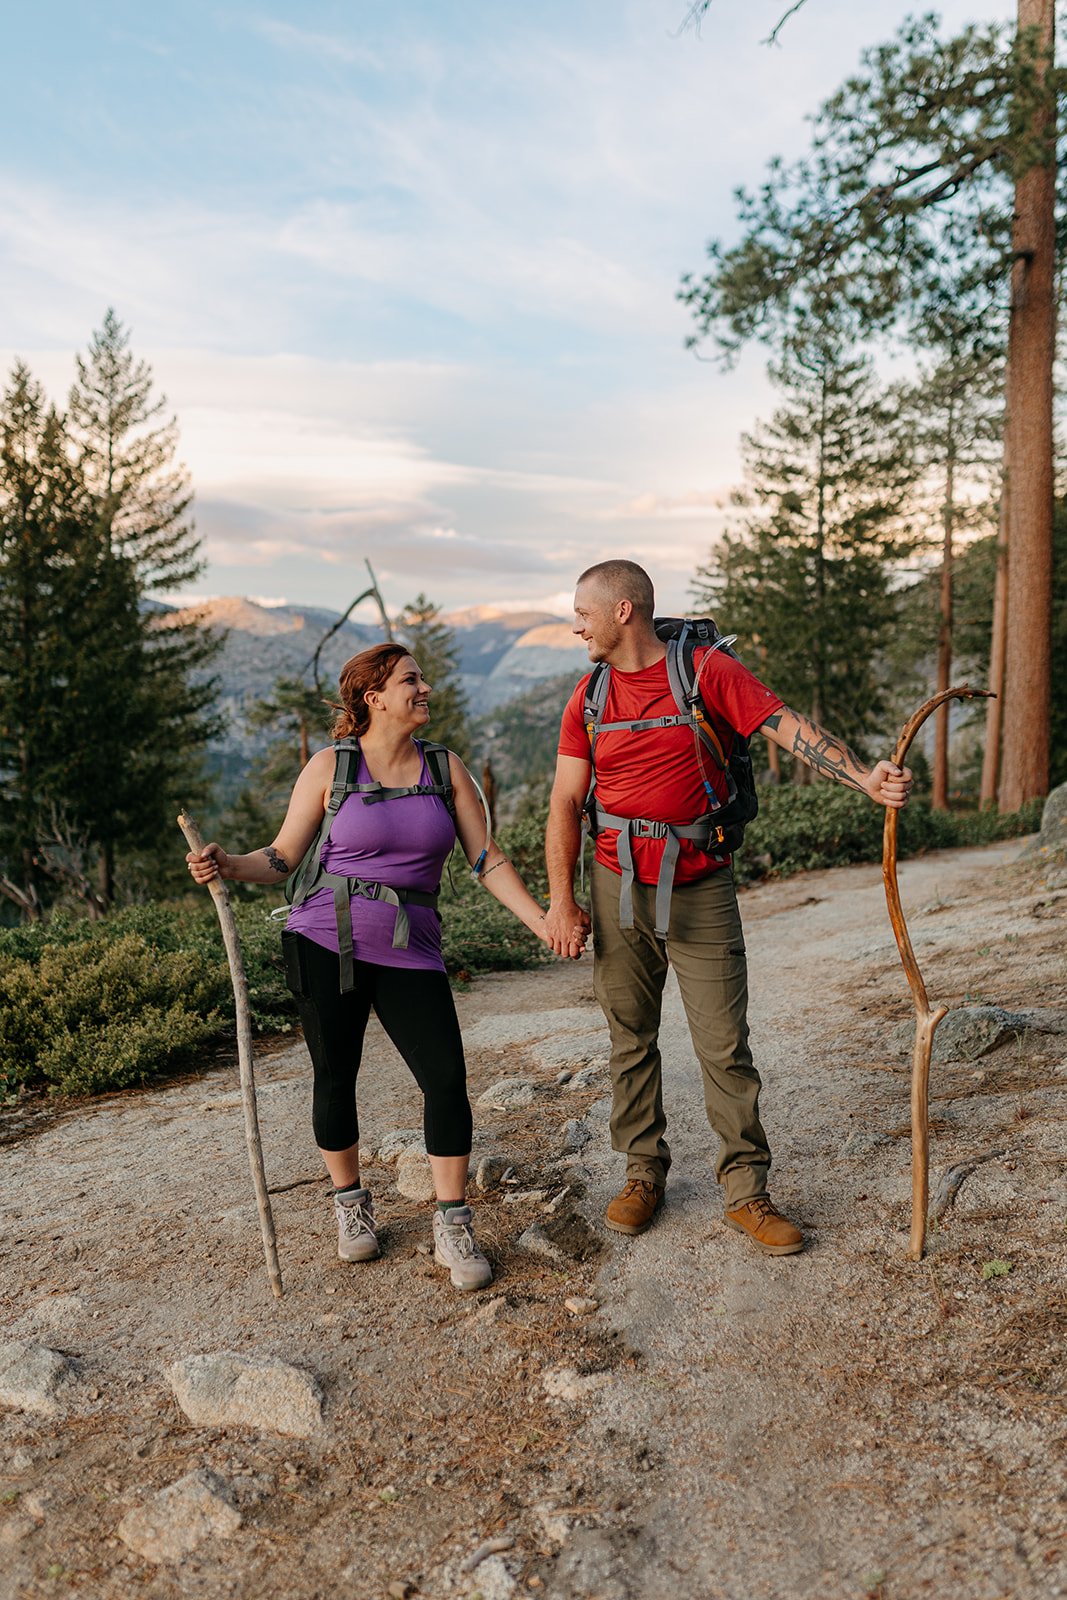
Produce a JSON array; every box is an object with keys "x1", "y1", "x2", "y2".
[
  {"x1": 679, "y1": 9, "x2": 1057, "y2": 805},
  {"x1": 692, "y1": 332, "x2": 915, "y2": 760},
  {"x1": 67, "y1": 311, "x2": 222, "y2": 901},
  {"x1": 395, "y1": 595, "x2": 472, "y2": 761},
  {"x1": 898, "y1": 273, "x2": 1004, "y2": 807},
  {"x1": 0, "y1": 367, "x2": 142, "y2": 916}
]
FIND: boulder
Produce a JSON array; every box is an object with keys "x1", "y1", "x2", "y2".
[
  {"x1": 0, "y1": 1341, "x2": 74, "y2": 1417},
  {"x1": 396, "y1": 1149, "x2": 436, "y2": 1201},
  {"x1": 476, "y1": 1078, "x2": 538, "y2": 1111},
  {"x1": 168, "y1": 1353, "x2": 324, "y2": 1438},
  {"x1": 117, "y1": 1469, "x2": 241, "y2": 1562}
]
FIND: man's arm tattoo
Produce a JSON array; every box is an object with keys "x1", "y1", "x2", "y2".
[
  {"x1": 761, "y1": 710, "x2": 782, "y2": 732},
  {"x1": 263, "y1": 846, "x2": 290, "y2": 874},
  {"x1": 791, "y1": 724, "x2": 867, "y2": 794}
]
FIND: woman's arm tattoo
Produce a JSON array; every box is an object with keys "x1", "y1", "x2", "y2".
[
  {"x1": 481, "y1": 857, "x2": 508, "y2": 878},
  {"x1": 263, "y1": 846, "x2": 290, "y2": 874},
  {"x1": 790, "y1": 721, "x2": 867, "y2": 793}
]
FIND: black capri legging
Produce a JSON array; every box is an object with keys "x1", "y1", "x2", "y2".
[{"x1": 281, "y1": 930, "x2": 473, "y2": 1156}]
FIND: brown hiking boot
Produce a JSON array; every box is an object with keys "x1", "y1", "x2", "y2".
[
  {"x1": 605, "y1": 1179, "x2": 664, "y2": 1236},
  {"x1": 726, "y1": 1196, "x2": 804, "y2": 1255}
]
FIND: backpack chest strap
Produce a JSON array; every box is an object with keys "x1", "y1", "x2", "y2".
[
  {"x1": 588, "y1": 713, "x2": 696, "y2": 736},
  {"x1": 355, "y1": 782, "x2": 451, "y2": 805}
]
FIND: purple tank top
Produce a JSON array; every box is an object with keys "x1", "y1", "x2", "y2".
[{"x1": 286, "y1": 747, "x2": 456, "y2": 972}]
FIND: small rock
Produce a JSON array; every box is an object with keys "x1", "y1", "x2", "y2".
[
  {"x1": 376, "y1": 1129, "x2": 427, "y2": 1164},
  {"x1": 168, "y1": 1353, "x2": 324, "y2": 1438},
  {"x1": 503, "y1": 1189, "x2": 548, "y2": 1204},
  {"x1": 29, "y1": 1294, "x2": 85, "y2": 1330},
  {"x1": 414, "y1": 1242, "x2": 433, "y2": 1256},
  {"x1": 388, "y1": 1584, "x2": 415, "y2": 1600},
  {"x1": 561, "y1": 1118, "x2": 592, "y2": 1152},
  {"x1": 396, "y1": 1149, "x2": 436, "y2": 1201},
  {"x1": 476, "y1": 1078, "x2": 538, "y2": 1111},
  {"x1": 544, "y1": 1187, "x2": 571, "y2": 1215},
  {"x1": 468, "y1": 1296, "x2": 507, "y2": 1324},
  {"x1": 566, "y1": 1066, "x2": 602, "y2": 1091},
  {"x1": 469, "y1": 1552, "x2": 517, "y2": 1599},
  {"x1": 534, "y1": 1502, "x2": 574, "y2": 1544},
  {"x1": 517, "y1": 1224, "x2": 570, "y2": 1267},
  {"x1": 0, "y1": 1341, "x2": 75, "y2": 1417},
  {"x1": 0, "y1": 1513, "x2": 36, "y2": 1546},
  {"x1": 555, "y1": 1070, "x2": 574, "y2": 1085},
  {"x1": 117, "y1": 1469, "x2": 241, "y2": 1562},
  {"x1": 564, "y1": 1297, "x2": 598, "y2": 1317},
  {"x1": 475, "y1": 1155, "x2": 510, "y2": 1192},
  {"x1": 541, "y1": 1366, "x2": 612, "y2": 1402}
]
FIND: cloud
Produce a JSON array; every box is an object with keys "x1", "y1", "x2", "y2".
[
  {"x1": 602, "y1": 489, "x2": 732, "y2": 521},
  {"x1": 247, "y1": 17, "x2": 382, "y2": 69}
]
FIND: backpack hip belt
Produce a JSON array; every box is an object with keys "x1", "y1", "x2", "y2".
[
  {"x1": 318, "y1": 871, "x2": 439, "y2": 992},
  {"x1": 593, "y1": 808, "x2": 728, "y2": 939}
]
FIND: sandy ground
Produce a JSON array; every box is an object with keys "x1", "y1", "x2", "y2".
[{"x1": 0, "y1": 838, "x2": 1064, "y2": 1600}]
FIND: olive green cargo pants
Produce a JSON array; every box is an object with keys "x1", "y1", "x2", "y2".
[{"x1": 590, "y1": 859, "x2": 771, "y2": 1205}]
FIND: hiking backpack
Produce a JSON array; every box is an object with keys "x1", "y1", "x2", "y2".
[
  {"x1": 583, "y1": 616, "x2": 759, "y2": 938},
  {"x1": 284, "y1": 736, "x2": 456, "y2": 993}
]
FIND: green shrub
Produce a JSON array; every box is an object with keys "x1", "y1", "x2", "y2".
[
  {"x1": 0, "y1": 935, "x2": 227, "y2": 1094},
  {"x1": 737, "y1": 786, "x2": 1042, "y2": 882}
]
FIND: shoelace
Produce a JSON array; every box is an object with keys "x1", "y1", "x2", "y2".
[
  {"x1": 443, "y1": 1219, "x2": 480, "y2": 1260},
  {"x1": 622, "y1": 1180, "x2": 657, "y2": 1200},
  {"x1": 339, "y1": 1202, "x2": 375, "y2": 1238},
  {"x1": 743, "y1": 1197, "x2": 777, "y2": 1222}
]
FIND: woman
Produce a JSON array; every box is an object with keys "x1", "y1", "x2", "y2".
[{"x1": 187, "y1": 642, "x2": 580, "y2": 1291}]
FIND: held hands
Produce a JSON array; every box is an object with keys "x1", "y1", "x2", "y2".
[
  {"x1": 864, "y1": 761, "x2": 913, "y2": 810},
  {"x1": 543, "y1": 900, "x2": 591, "y2": 960},
  {"x1": 185, "y1": 843, "x2": 229, "y2": 885}
]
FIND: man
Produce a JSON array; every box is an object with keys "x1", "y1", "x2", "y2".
[{"x1": 544, "y1": 560, "x2": 911, "y2": 1255}]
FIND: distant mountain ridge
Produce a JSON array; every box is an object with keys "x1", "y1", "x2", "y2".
[{"x1": 164, "y1": 597, "x2": 589, "y2": 794}]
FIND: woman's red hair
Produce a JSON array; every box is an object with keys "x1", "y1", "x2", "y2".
[{"x1": 331, "y1": 643, "x2": 410, "y2": 739}]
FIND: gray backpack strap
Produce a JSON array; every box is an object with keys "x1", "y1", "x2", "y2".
[
  {"x1": 665, "y1": 636, "x2": 731, "y2": 775},
  {"x1": 286, "y1": 739, "x2": 362, "y2": 913}
]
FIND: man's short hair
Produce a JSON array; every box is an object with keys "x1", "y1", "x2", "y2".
[{"x1": 577, "y1": 559, "x2": 655, "y2": 622}]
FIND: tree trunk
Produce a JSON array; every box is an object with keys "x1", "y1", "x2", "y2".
[
  {"x1": 932, "y1": 398, "x2": 957, "y2": 810},
  {"x1": 97, "y1": 841, "x2": 115, "y2": 909},
  {"x1": 765, "y1": 736, "x2": 781, "y2": 783},
  {"x1": 1000, "y1": 0, "x2": 1055, "y2": 811},
  {"x1": 980, "y1": 471, "x2": 1009, "y2": 807}
]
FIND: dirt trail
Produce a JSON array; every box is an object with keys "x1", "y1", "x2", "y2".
[{"x1": 0, "y1": 839, "x2": 1063, "y2": 1600}]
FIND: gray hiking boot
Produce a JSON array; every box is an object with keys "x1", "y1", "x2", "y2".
[
  {"x1": 333, "y1": 1187, "x2": 380, "y2": 1263},
  {"x1": 432, "y1": 1205, "x2": 493, "y2": 1291}
]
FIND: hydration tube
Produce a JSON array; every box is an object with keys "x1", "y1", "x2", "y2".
[{"x1": 467, "y1": 764, "x2": 494, "y2": 881}]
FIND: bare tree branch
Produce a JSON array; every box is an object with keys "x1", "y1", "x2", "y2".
[{"x1": 679, "y1": 1, "x2": 810, "y2": 45}]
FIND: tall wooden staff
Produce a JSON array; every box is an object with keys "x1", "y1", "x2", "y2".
[
  {"x1": 881, "y1": 686, "x2": 992, "y2": 1261},
  {"x1": 178, "y1": 810, "x2": 283, "y2": 1299}
]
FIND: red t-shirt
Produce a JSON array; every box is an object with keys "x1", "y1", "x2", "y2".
[{"x1": 558, "y1": 649, "x2": 783, "y2": 886}]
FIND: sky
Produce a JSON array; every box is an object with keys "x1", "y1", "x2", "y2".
[{"x1": 1, "y1": 0, "x2": 1015, "y2": 621}]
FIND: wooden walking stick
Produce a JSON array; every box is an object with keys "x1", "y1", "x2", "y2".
[
  {"x1": 178, "y1": 810, "x2": 284, "y2": 1299},
  {"x1": 881, "y1": 686, "x2": 993, "y2": 1261}
]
